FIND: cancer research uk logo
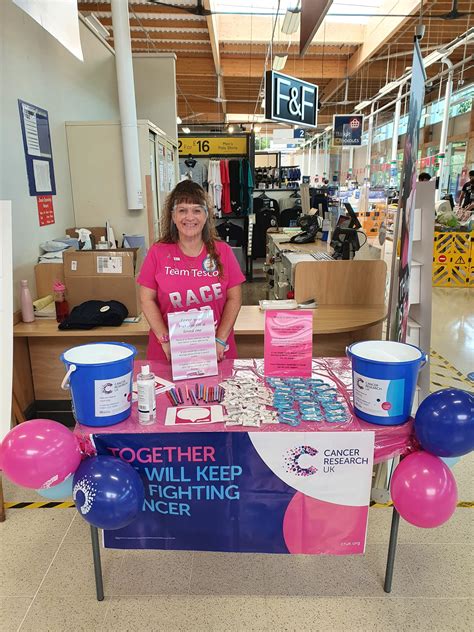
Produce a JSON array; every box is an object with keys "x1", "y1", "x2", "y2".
[{"x1": 285, "y1": 446, "x2": 318, "y2": 477}]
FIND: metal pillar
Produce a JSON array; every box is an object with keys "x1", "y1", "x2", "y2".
[
  {"x1": 314, "y1": 138, "x2": 320, "y2": 182},
  {"x1": 436, "y1": 58, "x2": 454, "y2": 200},
  {"x1": 390, "y1": 85, "x2": 404, "y2": 188},
  {"x1": 364, "y1": 102, "x2": 375, "y2": 185},
  {"x1": 90, "y1": 526, "x2": 104, "y2": 601}
]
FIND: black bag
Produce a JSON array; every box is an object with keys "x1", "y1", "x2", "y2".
[{"x1": 58, "y1": 300, "x2": 128, "y2": 330}]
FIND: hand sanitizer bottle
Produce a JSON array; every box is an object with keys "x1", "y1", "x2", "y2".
[{"x1": 137, "y1": 365, "x2": 156, "y2": 425}]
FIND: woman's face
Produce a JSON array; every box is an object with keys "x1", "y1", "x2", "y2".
[{"x1": 172, "y1": 202, "x2": 207, "y2": 240}]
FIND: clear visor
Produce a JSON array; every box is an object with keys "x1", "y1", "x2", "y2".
[{"x1": 172, "y1": 203, "x2": 208, "y2": 217}]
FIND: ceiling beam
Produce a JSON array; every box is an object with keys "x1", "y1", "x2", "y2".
[
  {"x1": 221, "y1": 57, "x2": 347, "y2": 79},
  {"x1": 347, "y1": 0, "x2": 421, "y2": 76},
  {"x1": 78, "y1": 2, "x2": 200, "y2": 16},
  {"x1": 100, "y1": 17, "x2": 207, "y2": 30}
]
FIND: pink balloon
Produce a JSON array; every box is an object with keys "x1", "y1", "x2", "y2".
[
  {"x1": 0, "y1": 419, "x2": 82, "y2": 489},
  {"x1": 390, "y1": 451, "x2": 458, "y2": 528}
]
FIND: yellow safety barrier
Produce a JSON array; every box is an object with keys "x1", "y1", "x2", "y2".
[{"x1": 433, "y1": 230, "x2": 473, "y2": 287}]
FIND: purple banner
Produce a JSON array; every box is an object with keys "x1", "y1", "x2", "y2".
[{"x1": 94, "y1": 430, "x2": 374, "y2": 555}]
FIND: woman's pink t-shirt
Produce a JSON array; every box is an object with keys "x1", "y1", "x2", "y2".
[{"x1": 137, "y1": 240, "x2": 245, "y2": 361}]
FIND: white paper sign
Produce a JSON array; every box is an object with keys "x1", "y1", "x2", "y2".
[{"x1": 168, "y1": 309, "x2": 218, "y2": 381}]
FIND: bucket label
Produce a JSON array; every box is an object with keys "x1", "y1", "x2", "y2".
[
  {"x1": 94, "y1": 372, "x2": 132, "y2": 417},
  {"x1": 353, "y1": 371, "x2": 404, "y2": 417}
]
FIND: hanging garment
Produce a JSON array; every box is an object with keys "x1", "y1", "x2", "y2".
[
  {"x1": 252, "y1": 207, "x2": 279, "y2": 259},
  {"x1": 220, "y1": 159, "x2": 232, "y2": 214},
  {"x1": 253, "y1": 195, "x2": 280, "y2": 215},
  {"x1": 179, "y1": 158, "x2": 208, "y2": 188},
  {"x1": 240, "y1": 158, "x2": 253, "y2": 214},
  {"x1": 216, "y1": 221, "x2": 245, "y2": 247},
  {"x1": 246, "y1": 159, "x2": 254, "y2": 213},
  {"x1": 229, "y1": 159, "x2": 242, "y2": 215},
  {"x1": 208, "y1": 160, "x2": 223, "y2": 214},
  {"x1": 280, "y1": 205, "x2": 302, "y2": 227}
]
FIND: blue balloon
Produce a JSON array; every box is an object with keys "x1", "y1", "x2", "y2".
[
  {"x1": 73, "y1": 456, "x2": 144, "y2": 530},
  {"x1": 441, "y1": 457, "x2": 461, "y2": 469},
  {"x1": 36, "y1": 474, "x2": 74, "y2": 500},
  {"x1": 415, "y1": 389, "x2": 474, "y2": 457}
]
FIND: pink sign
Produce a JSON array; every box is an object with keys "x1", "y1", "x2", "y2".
[
  {"x1": 168, "y1": 309, "x2": 218, "y2": 381},
  {"x1": 264, "y1": 310, "x2": 313, "y2": 377}
]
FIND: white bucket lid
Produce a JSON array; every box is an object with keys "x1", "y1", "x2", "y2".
[
  {"x1": 63, "y1": 343, "x2": 134, "y2": 365},
  {"x1": 349, "y1": 340, "x2": 423, "y2": 363}
]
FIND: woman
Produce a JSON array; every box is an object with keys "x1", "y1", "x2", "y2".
[{"x1": 138, "y1": 180, "x2": 245, "y2": 362}]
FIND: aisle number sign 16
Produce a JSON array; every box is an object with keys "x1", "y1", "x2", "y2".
[{"x1": 178, "y1": 137, "x2": 248, "y2": 156}]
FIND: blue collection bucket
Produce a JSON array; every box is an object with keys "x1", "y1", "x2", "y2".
[
  {"x1": 61, "y1": 342, "x2": 137, "y2": 427},
  {"x1": 346, "y1": 340, "x2": 427, "y2": 426}
]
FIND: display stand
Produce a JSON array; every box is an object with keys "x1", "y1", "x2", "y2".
[
  {"x1": 78, "y1": 357, "x2": 413, "y2": 600},
  {"x1": 406, "y1": 180, "x2": 436, "y2": 402},
  {"x1": 178, "y1": 133, "x2": 255, "y2": 280}
]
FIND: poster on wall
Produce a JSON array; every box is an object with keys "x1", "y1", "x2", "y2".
[
  {"x1": 388, "y1": 41, "x2": 426, "y2": 342},
  {"x1": 36, "y1": 195, "x2": 55, "y2": 226},
  {"x1": 94, "y1": 430, "x2": 375, "y2": 555},
  {"x1": 18, "y1": 100, "x2": 56, "y2": 197}
]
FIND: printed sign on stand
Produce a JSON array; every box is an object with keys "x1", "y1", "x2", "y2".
[
  {"x1": 388, "y1": 40, "x2": 426, "y2": 342},
  {"x1": 95, "y1": 431, "x2": 375, "y2": 555},
  {"x1": 168, "y1": 309, "x2": 218, "y2": 381},
  {"x1": 264, "y1": 310, "x2": 313, "y2": 377}
]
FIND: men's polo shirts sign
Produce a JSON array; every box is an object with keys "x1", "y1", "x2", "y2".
[
  {"x1": 333, "y1": 115, "x2": 364, "y2": 146},
  {"x1": 265, "y1": 71, "x2": 318, "y2": 128}
]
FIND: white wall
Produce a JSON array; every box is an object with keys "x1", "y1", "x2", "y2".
[
  {"x1": 0, "y1": 1, "x2": 120, "y2": 307},
  {"x1": 133, "y1": 54, "x2": 178, "y2": 142}
]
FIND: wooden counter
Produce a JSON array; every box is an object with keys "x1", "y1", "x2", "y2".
[{"x1": 13, "y1": 305, "x2": 385, "y2": 407}]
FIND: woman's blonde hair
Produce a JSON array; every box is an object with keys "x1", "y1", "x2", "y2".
[{"x1": 159, "y1": 180, "x2": 223, "y2": 276}]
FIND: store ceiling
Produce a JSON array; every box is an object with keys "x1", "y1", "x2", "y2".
[{"x1": 78, "y1": 0, "x2": 474, "y2": 130}]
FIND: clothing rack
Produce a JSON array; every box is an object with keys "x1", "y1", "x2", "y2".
[{"x1": 178, "y1": 133, "x2": 255, "y2": 280}]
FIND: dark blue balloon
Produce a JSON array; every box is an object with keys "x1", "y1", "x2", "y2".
[
  {"x1": 73, "y1": 456, "x2": 144, "y2": 530},
  {"x1": 415, "y1": 389, "x2": 474, "y2": 457}
]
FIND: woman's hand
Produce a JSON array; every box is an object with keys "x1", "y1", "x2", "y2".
[
  {"x1": 216, "y1": 342, "x2": 226, "y2": 362},
  {"x1": 161, "y1": 342, "x2": 171, "y2": 361}
]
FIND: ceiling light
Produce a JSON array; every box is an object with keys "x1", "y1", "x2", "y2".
[
  {"x1": 423, "y1": 49, "x2": 446, "y2": 67},
  {"x1": 272, "y1": 55, "x2": 288, "y2": 71},
  {"x1": 83, "y1": 13, "x2": 110, "y2": 39},
  {"x1": 281, "y1": 9, "x2": 300, "y2": 35},
  {"x1": 176, "y1": 116, "x2": 182, "y2": 125},
  {"x1": 181, "y1": 126, "x2": 191, "y2": 134},
  {"x1": 377, "y1": 81, "x2": 401, "y2": 96},
  {"x1": 254, "y1": 125, "x2": 262, "y2": 133},
  {"x1": 228, "y1": 125, "x2": 234, "y2": 133},
  {"x1": 354, "y1": 100, "x2": 372, "y2": 112}
]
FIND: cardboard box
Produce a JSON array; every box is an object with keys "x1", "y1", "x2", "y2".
[
  {"x1": 63, "y1": 248, "x2": 142, "y2": 316},
  {"x1": 35, "y1": 263, "x2": 65, "y2": 299}
]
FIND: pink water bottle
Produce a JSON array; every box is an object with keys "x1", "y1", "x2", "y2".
[{"x1": 20, "y1": 280, "x2": 35, "y2": 323}]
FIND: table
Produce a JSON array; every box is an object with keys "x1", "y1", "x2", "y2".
[
  {"x1": 13, "y1": 305, "x2": 386, "y2": 408},
  {"x1": 75, "y1": 358, "x2": 414, "y2": 600}
]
